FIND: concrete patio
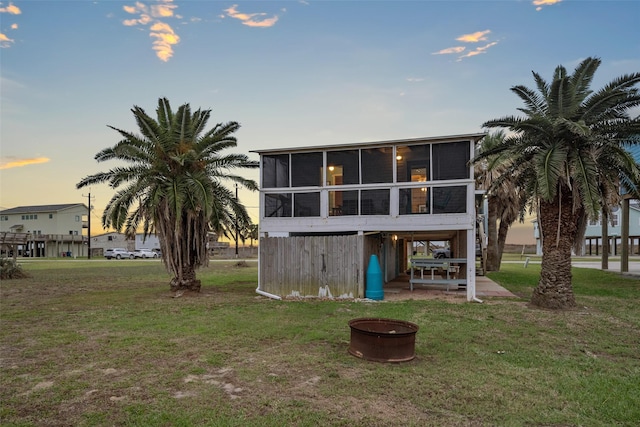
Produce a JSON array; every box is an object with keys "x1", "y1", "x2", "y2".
[{"x1": 381, "y1": 273, "x2": 517, "y2": 301}]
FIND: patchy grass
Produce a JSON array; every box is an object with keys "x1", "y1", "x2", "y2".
[{"x1": 1, "y1": 260, "x2": 639, "y2": 426}]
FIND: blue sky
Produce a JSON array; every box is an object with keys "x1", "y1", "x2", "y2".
[{"x1": 1, "y1": 0, "x2": 639, "y2": 243}]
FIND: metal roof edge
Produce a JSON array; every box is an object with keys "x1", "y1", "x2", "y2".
[
  {"x1": 250, "y1": 132, "x2": 487, "y2": 154},
  {"x1": 0, "y1": 203, "x2": 87, "y2": 215}
]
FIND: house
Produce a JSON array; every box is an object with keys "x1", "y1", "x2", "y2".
[
  {"x1": 91, "y1": 231, "x2": 222, "y2": 257},
  {"x1": 90, "y1": 232, "x2": 135, "y2": 257},
  {"x1": 0, "y1": 204, "x2": 88, "y2": 257},
  {"x1": 582, "y1": 202, "x2": 640, "y2": 255},
  {"x1": 253, "y1": 133, "x2": 486, "y2": 301}
]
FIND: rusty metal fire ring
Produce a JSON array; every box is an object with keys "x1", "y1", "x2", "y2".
[{"x1": 348, "y1": 318, "x2": 419, "y2": 363}]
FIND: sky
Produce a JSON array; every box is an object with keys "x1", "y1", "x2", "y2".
[{"x1": 1, "y1": 0, "x2": 639, "y2": 244}]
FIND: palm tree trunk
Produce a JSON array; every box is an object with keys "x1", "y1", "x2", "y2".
[
  {"x1": 496, "y1": 219, "x2": 510, "y2": 270},
  {"x1": 170, "y1": 265, "x2": 202, "y2": 292},
  {"x1": 485, "y1": 196, "x2": 500, "y2": 271},
  {"x1": 601, "y1": 209, "x2": 609, "y2": 270},
  {"x1": 531, "y1": 190, "x2": 577, "y2": 309}
]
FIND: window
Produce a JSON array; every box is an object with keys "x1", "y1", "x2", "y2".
[
  {"x1": 262, "y1": 154, "x2": 289, "y2": 188},
  {"x1": 396, "y1": 144, "x2": 430, "y2": 183},
  {"x1": 432, "y1": 141, "x2": 470, "y2": 180},
  {"x1": 361, "y1": 147, "x2": 393, "y2": 183},
  {"x1": 291, "y1": 152, "x2": 322, "y2": 187},
  {"x1": 327, "y1": 150, "x2": 359, "y2": 185},
  {"x1": 294, "y1": 192, "x2": 320, "y2": 217},
  {"x1": 49, "y1": 214, "x2": 53, "y2": 219},
  {"x1": 361, "y1": 189, "x2": 389, "y2": 215},
  {"x1": 433, "y1": 186, "x2": 466, "y2": 214},
  {"x1": 265, "y1": 193, "x2": 292, "y2": 217},
  {"x1": 108, "y1": 235, "x2": 114, "y2": 241},
  {"x1": 75, "y1": 215, "x2": 81, "y2": 222},
  {"x1": 399, "y1": 188, "x2": 429, "y2": 215},
  {"x1": 329, "y1": 190, "x2": 358, "y2": 216}
]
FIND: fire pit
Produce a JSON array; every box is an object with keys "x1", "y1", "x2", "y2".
[{"x1": 348, "y1": 318, "x2": 419, "y2": 362}]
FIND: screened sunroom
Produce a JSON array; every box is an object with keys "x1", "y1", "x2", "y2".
[{"x1": 253, "y1": 133, "x2": 485, "y2": 301}]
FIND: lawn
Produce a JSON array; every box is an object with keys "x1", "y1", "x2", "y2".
[{"x1": 1, "y1": 259, "x2": 639, "y2": 426}]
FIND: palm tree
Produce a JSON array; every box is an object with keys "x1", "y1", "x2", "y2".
[
  {"x1": 477, "y1": 57, "x2": 640, "y2": 309},
  {"x1": 475, "y1": 131, "x2": 527, "y2": 271},
  {"x1": 244, "y1": 223, "x2": 259, "y2": 248},
  {"x1": 77, "y1": 98, "x2": 258, "y2": 292}
]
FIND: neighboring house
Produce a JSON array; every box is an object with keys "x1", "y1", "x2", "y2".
[
  {"x1": 253, "y1": 133, "x2": 485, "y2": 301},
  {"x1": 0, "y1": 204, "x2": 88, "y2": 257},
  {"x1": 134, "y1": 233, "x2": 161, "y2": 251},
  {"x1": 90, "y1": 232, "x2": 135, "y2": 257},
  {"x1": 91, "y1": 231, "x2": 221, "y2": 257},
  {"x1": 583, "y1": 202, "x2": 640, "y2": 255}
]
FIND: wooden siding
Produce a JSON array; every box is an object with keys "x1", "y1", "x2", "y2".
[{"x1": 259, "y1": 235, "x2": 364, "y2": 298}]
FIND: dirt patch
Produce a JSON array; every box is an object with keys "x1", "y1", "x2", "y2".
[{"x1": 382, "y1": 288, "x2": 467, "y2": 303}]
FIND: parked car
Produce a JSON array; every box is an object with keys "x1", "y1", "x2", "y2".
[
  {"x1": 432, "y1": 244, "x2": 482, "y2": 258},
  {"x1": 432, "y1": 245, "x2": 483, "y2": 258},
  {"x1": 433, "y1": 247, "x2": 451, "y2": 258},
  {"x1": 133, "y1": 249, "x2": 158, "y2": 259},
  {"x1": 104, "y1": 248, "x2": 134, "y2": 259}
]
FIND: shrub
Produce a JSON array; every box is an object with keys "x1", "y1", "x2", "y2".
[{"x1": 0, "y1": 258, "x2": 30, "y2": 279}]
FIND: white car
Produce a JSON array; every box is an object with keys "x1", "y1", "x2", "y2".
[
  {"x1": 133, "y1": 249, "x2": 158, "y2": 259},
  {"x1": 104, "y1": 248, "x2": 134, "y2": 259}
]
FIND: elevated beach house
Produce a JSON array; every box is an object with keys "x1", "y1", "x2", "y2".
[
  {"x1": 0, "y1": 204, "x2": 88, "y2": 258},
  {"x1": 253, "y1": 133, "x2": 485, "y2": 301}
]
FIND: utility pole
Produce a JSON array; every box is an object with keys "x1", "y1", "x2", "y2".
[
  {"x1": 235, "y1": 184, "x2": 239, "y2": 258},
  {"x1": 83, "y1": 192, "x2": 95, "y2": 259}
]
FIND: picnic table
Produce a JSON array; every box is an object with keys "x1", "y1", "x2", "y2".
[{"x1": 409, "y1": 257, "x2": 467, "y2": 291}]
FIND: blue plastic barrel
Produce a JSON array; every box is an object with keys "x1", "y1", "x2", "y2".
[{"x1": 365, "y1": 254, "x2": 384, "y2": 300}]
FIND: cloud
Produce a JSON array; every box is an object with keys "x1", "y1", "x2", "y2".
[
  {"x1": 406, "y1": 77, "x2": 424, "y2": 82},
  {"x1": 432, "y1": 46, "x2": 465, "y2": 55},
  {"x1": 0, "y1": 157, "x2": 50, "y2": 170},
  {"x1": 150, "y1": 22, "x2": 179, "y2": 61},
  {"x1": 0, "y1": 32, "x2": 14, "y2": 47},
  {"x1": 456, "y1": 41, "x2": 499, "y2": 61},
  {"x1": 456, "y1": 30, "x2": 491, "y2": 43},
  {"x1": 151, "y1": 2, "x2": 177, "y2": 18},
  {"x1": 0, "y1": 3, "x2": 21, "y2": 14},
  {"x1": 122, "y1": 0, "x2": 180, "y2": 61},
  {"x1": 434, "y1": 29, "x2": 498, "y2": 61},
  {"x1": 533, "y1": 0, "x2": 562, "y2": 11},
  {"x1": 224, "y1": 5, "x2": 279, "y2": 28},
  {"x1": 0, "y1": 2, "x2": 21, "y2": 48}
]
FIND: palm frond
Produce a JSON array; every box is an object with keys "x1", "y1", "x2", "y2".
[
  {"x1": 569, "y1": 57, "x2": 600, "y2": 103},
  {"x1": 511, "y1": 85, "x2": 547, "y2": 115},
  {"x1": 569, "y1": 149, "x2": 600, "y2": 216},
  {"x1": 535, "y1": 142, "x2": 568, "y2": 201}
]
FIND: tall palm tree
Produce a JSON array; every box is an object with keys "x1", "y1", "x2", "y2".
[
  {"x1": 477, "y1": 57, "x2": 640, "y2": 309},
  {"x1": 475, "y1": 131, "x2": 527, "y2": 271},
  {"x1": 77, "y1": 98, "x2": 258, "y2": 292}
]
